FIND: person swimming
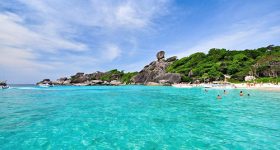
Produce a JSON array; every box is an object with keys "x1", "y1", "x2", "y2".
[
  {"x1": 247, "y1": 93, "x2": 250, "y2": 96},
  {"x1": 240, "y1": 91, "x2": 243, "y2": 96},
  {"x1": 205, "y1": 89, "x2": 208, "y2": 92},
  {"x1": 224, "y1": 90, "x2": 227, "y2": 94},
  {"x1": 217, "y1": 95, "x2": 222, "y2": 99}
]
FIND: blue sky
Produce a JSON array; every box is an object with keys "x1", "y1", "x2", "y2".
[{"x1": 1, "y1": 0, "x2": 280, "y2": 83}]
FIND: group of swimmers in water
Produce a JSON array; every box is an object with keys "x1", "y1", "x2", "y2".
[{"x1": 204, "y1": 89, "x2": 250, "y2": 99}]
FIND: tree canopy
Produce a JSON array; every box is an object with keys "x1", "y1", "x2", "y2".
[{"x1": 167, "y1": 46, "x2": 280, "y2": 82}]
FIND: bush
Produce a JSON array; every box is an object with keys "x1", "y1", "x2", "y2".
[
  {"x1": 181, "y1": 75, "x2": 192, "y2": 82},
  {"x1": 255, "y1": 77, "x2": 280, "y2": 83},
  {"x1": 121, "y1": 72, "x2": 138, "y2": 84}
]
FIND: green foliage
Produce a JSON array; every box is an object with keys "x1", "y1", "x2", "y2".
[
  {"x1": 100, "y1": 69, "x2": 124, "y2": 81},
  {"x1": 166, "y1": 52, "x2": 206, "y2": 74},
  {"x1": 120, "y1": 72, "x2": 138, "y2": 84},
  {"x1": 99, "y1": 69, "x2": 137, "y2": 84},
  {"x1": 227, "y1": 78, "x2": 243, "y2": 83},
  {"x1": 208, "y1": 48, "x2": 227, "y2": 61},
  {"x1": 208, "y1": 67, "x2": 223, "y2": 80},
  {"x1": 100, "y1": 75, "x2": 111, "y2": 81},
  {"x1": 255, "y1": 77, "x2": 280, "y2": 83},
  {"x1": 181, "y1": 75, "x2": 192, "y2": 82},
  {"x1": 167, "y1": 46, "x2": 280, "y2": 81}
]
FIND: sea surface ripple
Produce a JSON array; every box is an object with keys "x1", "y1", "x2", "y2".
[{"x1": 0, "y1": 85, "x2": 280, "y2": 149}]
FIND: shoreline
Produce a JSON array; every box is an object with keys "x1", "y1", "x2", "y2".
[
  {"x1": 7, "y1": 83, "x2": 280, "y2": 91},
  {"x1": 250, "y1": 87, "x2": 280, "y2": 91},
  {"x1": 233, "y1": 83, "x2": 280, "y2": 91},
  {"x1": 233, "y1": 87, "x2": 280, "y2": 92}
]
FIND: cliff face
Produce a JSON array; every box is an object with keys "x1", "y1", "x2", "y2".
[{"x1": 132, "y1": 51, "x2": 181, "y2": 85}]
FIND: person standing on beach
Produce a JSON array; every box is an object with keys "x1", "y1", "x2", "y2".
[{"x1": 240, "y1": 91, "x2": 243, "y2": 96}]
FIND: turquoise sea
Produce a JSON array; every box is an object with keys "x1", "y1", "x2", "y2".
[{"x1": 0, "y1": 85, "x2": 280, "y2": 149}]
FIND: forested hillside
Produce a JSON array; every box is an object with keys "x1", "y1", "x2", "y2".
[{"x1": 167, "y1": 45, "x2": 280, "y2": 82}]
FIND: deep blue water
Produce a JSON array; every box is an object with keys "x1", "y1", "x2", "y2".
[{"x1": 0, "y1": 85, "x2": 280, "y2": 149}]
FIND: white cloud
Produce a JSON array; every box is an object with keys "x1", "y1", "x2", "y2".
[
  {"x1": 0, "y1": 12, "x2": 91, "y2": 84},
  {"x1": 0, "y1": 47, "x2": 40, "y2": 70},
  {"x1": 0, "y1": 0, "x2": 170, "y2": 83},
  {"x1": 102, "y1": 44, "x2": 122, "y2": 61},
  {"x1": 0, "y1": 13, "x2": 88, "y2": 53},
  {"x1": 18, "y1": 0, "x2": 169, "y2": 29},
  {"x1": 116, "y1": 3, "x2": 147, "y2": 28},
  {"x1": 0, "y1": 12, "x2": 89, "y2": 72}
]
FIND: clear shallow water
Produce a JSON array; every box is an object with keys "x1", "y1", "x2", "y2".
[{"x1": 0, "y1": 85, "x2": 280, "y2": 149}]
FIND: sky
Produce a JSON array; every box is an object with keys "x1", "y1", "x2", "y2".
[{"x1": 0, "y1": 0, "x2": 280, "y2": 83}]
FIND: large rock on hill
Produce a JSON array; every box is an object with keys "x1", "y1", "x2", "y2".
[
  {"x1": 87, "y1": 71, "x2": 105, "y2": 80},
  {"x1": 53, "y1": 77, "x2": 71, "y2": 85},
  {"x1": 132, "y1": 51, "x2": 181, "y2": 85},
  {"x1": 70, "y1": 72, "x2": 88, "y2": 83},
  {"x1": 36, "y1": 79, "x2": 53, "y2": 85},
  {"x1": 156, "y1": 51, "x2": 165, "y2": 60}
]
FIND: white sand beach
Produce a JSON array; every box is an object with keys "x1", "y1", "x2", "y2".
[{"x1": 234, "y1": 83, "x2": 280, "y2": 91}]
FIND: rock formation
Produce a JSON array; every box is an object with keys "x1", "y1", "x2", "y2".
[
  {"x1": 37, "y1": 71, "x2": 125, "y2": 86},
  {"x1": 37, "y1": 51, "x2": 181, "y2": 86},
  {"x1": 53, "y1": 77, "x2": 71, "y2": 85},
  {"x1": 156, "y1": 51, "x2": 165, "y2": 61},
  {"x1": 0, "y1": 81, "x2": 7, "y2": 86},
  {"x1": 70, "y1": 72, "x2": 88, "y2": 83},
  {"x1": 36, "y1": 79, "x2": 53, "y2": 85},
  {"x1": 132, "y1": 51, "x2": 181, "y2": 85}
]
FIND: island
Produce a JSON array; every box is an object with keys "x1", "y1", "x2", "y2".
[{"x1": 37, "y1": 45, "x2": 280, "y2": 86}]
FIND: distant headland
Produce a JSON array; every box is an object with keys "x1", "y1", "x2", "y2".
[{"x1": 37, "y1": 45, "x2": 280, "y2": 86}]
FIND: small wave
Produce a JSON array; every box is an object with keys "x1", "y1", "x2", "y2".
[
  {"x1": 12, "y1": 87, "x2": 40, "y2": 90},
  {"x1": 11, "y1": 86, "x2": 67, "y2": 91}
]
